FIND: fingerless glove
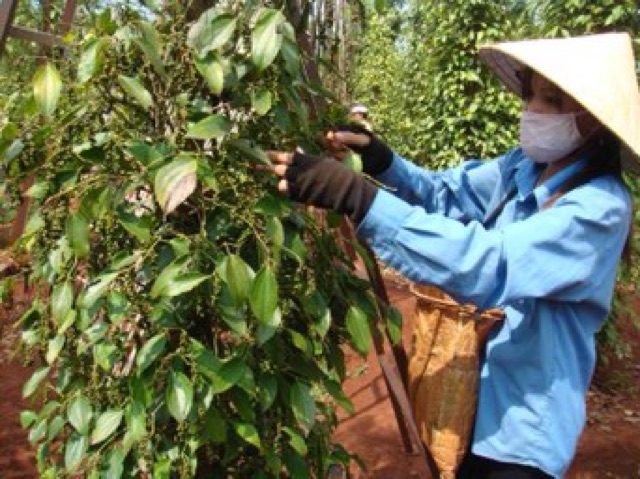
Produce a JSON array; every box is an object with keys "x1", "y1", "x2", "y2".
[{"x1": 285, "y1": 152, "x2": 378, "y2": 223}]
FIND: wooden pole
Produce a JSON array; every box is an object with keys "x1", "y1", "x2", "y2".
[{"x1": 0, "y1": 0, "x2": 20, "y2": 54}]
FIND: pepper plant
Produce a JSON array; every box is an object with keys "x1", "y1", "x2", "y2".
[{"x1": 5, "y1": 2, "x2": 388, "y2": 477}]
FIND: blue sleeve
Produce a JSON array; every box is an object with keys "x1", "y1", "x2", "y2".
[
  {"x1": 375, "y1": 151, "x2": 517, "y2": 223},
  {"x1": 357, "y1": 176, "x2": 630, "y2": 310}
]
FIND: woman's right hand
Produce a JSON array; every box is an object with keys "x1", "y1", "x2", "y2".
[{"x1": 323, "y1": 124, "x2": 394, "y2": 175}]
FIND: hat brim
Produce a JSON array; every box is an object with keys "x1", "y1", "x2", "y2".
[{"x1": 479, "y1": 45, "x2": 640, "y2": 175}]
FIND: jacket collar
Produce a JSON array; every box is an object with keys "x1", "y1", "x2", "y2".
[{"x1": 514, "y1": 149, "x2": 589, "y2": 209}]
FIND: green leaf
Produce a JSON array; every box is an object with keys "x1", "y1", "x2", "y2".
[
  {"x1": 283, "y1": 448, "x2": 309, "y2": 479},
  {"x1": 66, "y1": 212, "x2": 90, "y2": 258},
  {"x1": 251, "y1": 8, "x2": 284, "y2": 71},
  {"x1": 197, "y1": 355, "x2": 245, "y2": 394},
  {"x1": 187, "y1": 11, "x2": 237, "y2": 56},
  {"x1": 45, "y1": 335, "x2": 65, "y2": 364},
  {"x1": 280, "y1": 39, "x2": 301, "y2": 76},
  {"x1": 266, "y1": 216, "x2": 284, "y2": 255},
  {"x1": 23, "y1": 366, "x2": 50, "y2": 398},
  {"x1": 67, "y1": 395, "x2": 92, "y2": 436},
  {"x1": 258, "y1": 374, "x2": 277, "y2": 412},
  {"x1": 20, "y1": 410, "x2": 37, "y2": 429},
  {"x1": 325, "y1": 380, "x2": 354, "y2": 415},
  {"x1": 226, "y1": 138, "x2": 271, "y2": 165},
  {"x1": 46, "y1": 415, "x2": 63, "y2": 441},
  {"x1": 64, "y1": 433, "x2": 88, "y2": 472},
  {"x1": 252, "y1": 90, "x2": 272, "y2": 115},
  {"x1": 290, "y1": 381, "x2": 316, "y2": 430},
  {"x1": 150, "y1": 257, "x2": 187, "y2": 298},
  {"x1": 195, "y1": 55, "x2": 224, "y2": 95},
  {"x1": 28, "y1": 418, "x2": 47, "y2": 444},
  {"x1": 185, "y1": 114, "x2": 231, "y2": 140},
  {"x1": 134, "y1": 21, "x2": 166, "y2": 78},
  {"x1": 166, "y1": 370, "x2": 193, "y2": 422},
  {"x1": 386, "y1": 306, "x2": 403, "y2": 345},
  {"x1": 163, "y1": 272, "x2": 209, "y2": 298},
  {"x1": 136, "y1": 333, "x2": 167, "y2": 373},
  {"x1": 117, "y1": 210, "x2": 154, "y2": 242},
  {"x1": 78, "y1": 38, "x2": 108, "y2": 83},
  {"x1": 203, "y1": 407, "x2": 226, "y2": 443},
  {"x1": 233, "y1": 422, "x2": 261, "y2": 449},
  {"x1": 225, "y1": 254, "x2": 253, "y2": 306},
  {"x1": 25, "y1": 181, "x2": 49, "y2": 199},
  {"x1": 94, "y1": 342, "x2": 118, "y2": 371},
  {"x1": 125, "y1": 400, "x2": 146, "y2": 444},
  {"x1": 255, "y1": 312, "x2": 280, "y2": 345},
  {"x1": 283, "y1": 426, "x2": 307, "y2": 456},
  {"x1": 77, "y1": 272, "x2": 118, "y2": 310},
  {"x1": 33, "y1": 62, "x2": 62, "y2": 117},
  {"x1": 346, "y1": 306, "x2": 371, "y2": 355},
  {"x1": 124, "y1": 140, "x2": 163, "y2": 166},
  {"x1": 90, "y1": 409, "x2": 123, "y2": 445},
  {"x1": 106, "y1": 447, "x2": 125, "y2": 479},
  {"x1": 249, "y1": 267, "x2": 278, "y2": 324},
  {"x1": 51, "y1": 281, "x2": 73, "y2": 323},
  {"x1": 153, "y1": 156, "x2": 198, "y2": 215},
  {"x1": 118, "y1": 75, "x2": 153, "y2": 110}
]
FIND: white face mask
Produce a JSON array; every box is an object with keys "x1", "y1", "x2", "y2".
[{"x1": 519, "y1": 110, "x2": 587, "y2": 163}]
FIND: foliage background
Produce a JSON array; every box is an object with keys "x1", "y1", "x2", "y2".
[{"x1": 1, "y1": 1, "x2": 392, "y2": 477}]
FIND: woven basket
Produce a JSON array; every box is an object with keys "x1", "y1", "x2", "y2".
[{"x1": 408, "y1": 284, "x2": 503, "y2": 479}]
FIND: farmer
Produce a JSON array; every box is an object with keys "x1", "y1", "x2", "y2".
[
  {"x1": 260, "y1": 33, "x2": 639, "y2": 478},
  {"x1": 348, "y1": 102, "x2": 372, "y2": 131}
]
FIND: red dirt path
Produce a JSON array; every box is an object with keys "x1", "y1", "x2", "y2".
[
  {"x1": 333, "y1": 284, "x2": 640, "y2": 479},
  {"x1": 1, "y1": 282, "x2": 638, "y2": 478}
]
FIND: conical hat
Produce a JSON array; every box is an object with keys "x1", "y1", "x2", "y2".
[{"x1": 479, "y1": 33, "x2": 640, "y2": 174}]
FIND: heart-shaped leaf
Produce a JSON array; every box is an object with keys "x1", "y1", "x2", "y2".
[
  {"x1": 290, "y1": 381, "x2": 316, "y2": 431},
  {"x1": 33, "y1": 62, "x2": 62, "y2": 117},
  {"x1": 64, "y1": 433, "x2": 88, "y2": 472},
  {"x1": 346, "y1": 306, "x2": 371, "y2": 355},
  {"x1": 67, "y1": 395, "x2": 93, "y2": 436},
  {"x1": 45, "y1": 335, "x2": 65, "y2": 364},
  {"x1": 66, "y1": 212, "x2": 90, "y2": 258},
  {"x1": 187, "y1": 11, "x2": 237, "y2": 56},
  {"x1": 225, "y1": 254, "x2": 252, "y2": 306},
  {"x1": 233, "y1": 421, "x2": 261, "y2": 449},
  {"x1": 186, "y1": 114, "x2": 231, "y2": 140},
  {"x1": 136, "y1": 333, "x2": 167, "y2": 373},
  {"x1": 90, "y1": 409, "x2": 123, "y2": 445},
  {"x1": 195, "y1": 55, "x2": 224, "y2": 95},
  {"x1": 134, "y1": 21, "x2": 166, "y2": 78},
  {"x1": 249, "y1": 266, "x2": 278, "y2": 324},
  {"x1": 166, "y1": 370, "x2": 193, "y2": 422},
  {"x1": 118, "y1": 75, "x2": 153, "y2": 110},
  {"x1": 51, "y1": 281, "x2": 73, "y2": 323},
  {"x1": 22, "y1": 366, "x2": 50, "y2": 398},
  {"x1": 251, "y1": 8, "x2": 284, "y2": 71},
  {"x1": 154, "y1": 156, "x2": 198, "y2": 215},
  {"x1": 252, "y1": 90, "x2": 272, "y2": 115},
  {"x1": 77, "y1": 272, "x2": 118, "y2": 310},
  {"x1": 78, "y1": 38, "x2": 108, "y2": 83}
]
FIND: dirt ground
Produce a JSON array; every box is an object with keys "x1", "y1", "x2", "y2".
[
  {"x1": 0, "y1": 279, "x2": 638, "y2": 478},
  {"x1": 333, "y1": 282, "x2": 640, "y2": 479}
]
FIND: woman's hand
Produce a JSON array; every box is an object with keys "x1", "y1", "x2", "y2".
[
  {"x1": 258, "y1": 150, "x2": 378, "y2": 223},
  {"x1": 322, "y1": 124, "x2": 394, "y2": 175}
]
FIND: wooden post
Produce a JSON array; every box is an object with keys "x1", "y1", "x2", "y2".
[{"x1": 0, "y1": 0, "x2": 20, "y2": 54}]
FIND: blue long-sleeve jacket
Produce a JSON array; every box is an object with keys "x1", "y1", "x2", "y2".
[{"x1": 356, "y1": 148, "x2": 631, "y2": 478}]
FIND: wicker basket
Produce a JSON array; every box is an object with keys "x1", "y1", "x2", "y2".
[{"x1": 408, "y1": 284, "x2": 503, "y2": 479}]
